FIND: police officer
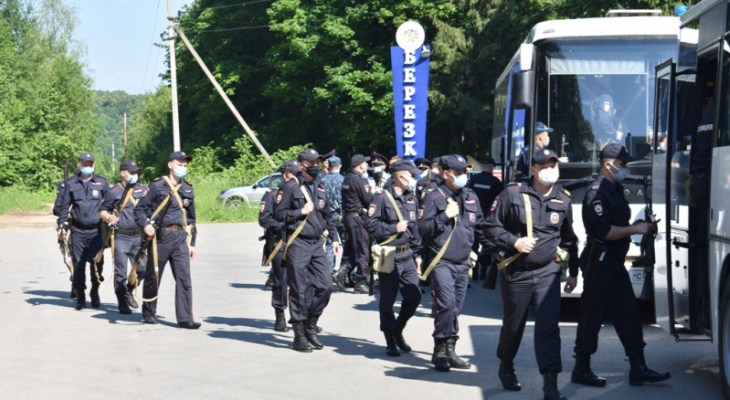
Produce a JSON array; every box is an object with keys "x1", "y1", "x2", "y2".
[
  {"x1": 99, "y1": 160, "x2": 147, "y2": 314},
  {"x1": 365, "y1": 160, "x2": 422, "y2": 357},
  {"x1": 334, "y1": 154, "x2": 372, "y2": 294},
  {"x1": 135, "y1": 151, "x2": 200, "y2": 329},
  {"x1": 485, "y1": 149, "x2": 578, "y2": 400},
  {"x1": 571, "y1": 144, "x2": 670, "y2": 387},
  {"x1": 467, "y1": 156, "x2": 503, "y2": 280},
  {"x1": 369, "y1": 153, "x2": 390, "y2": 192},
  {"x1": 57, "y1": 153, "x2": 109, "y2": 310},
  {"x1": 274, "y1": 148, "x2": 340, "y2": 352},
  {"x1": 516, "y1": 122, "x2": 552, "y2": 182},
  {"x1": 419, "y1": 154, "x2": 490, "y2": 372},
  {"x1": 321, "y1": 155, "x2": 345, "y2": 275},
  {"x1": 259, "y1": 161, "x2": 299, "y2": 332},
  {"x1": 54, "y1": 168, "x2": 79, "y2": 298},
  {"x1": 416, "y1": 157, "x2": 442, "y2": 200}
]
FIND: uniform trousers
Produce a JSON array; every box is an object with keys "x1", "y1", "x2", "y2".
[
  {"x1": 574, "y1": 253, "x2": 645, "y2": 357},
  {"x1": 70, "y1": 226, "x2": 103, "y2": 294},
  {"x1": 113, "y1": 232, "x2": 144, "y2": 294},
  {"x1": 378, "y1": 250, "x2": 421, "y2": 331},
  {"x1": 431, "y1": 259, "x2": 470, "y2": 338},
  {"x1": 142, "y1": 229, "x2": 195, "y2": 324},
  {"x1": 270, "y1": 246, "x2": 288, "y2": 310},
  {"x1": 286, "y1": 236, "x2": 332, "y2": 322},
  {"x1": 497, "y1": 261, "x2": 562, "y2": 374},
  {"x1": 343, "y1": 214, "x2": 369, "y2": 277}
]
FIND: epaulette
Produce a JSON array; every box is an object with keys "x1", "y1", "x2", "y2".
[
  {"x1": 152, "y1": 177, "x2": 163, "y2": 182},
  {"x1": 94, "y1": 174, "x2": 108, "y2": 181},
  {"x1": 507, "y1": 182, "x2": 522, "y2": 190}
]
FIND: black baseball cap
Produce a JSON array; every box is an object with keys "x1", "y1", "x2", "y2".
[
  {"x1": 390, "y1": 159, "x2": 421, "y2": 175},
  {"x1": 298, "y1": 148, "x2": 322, "y2": 162},
  {"x1": 279, "y1": 160, "x2": 301, "y2": 173},
  {"x1": 169, "y1": 151, "x2": 193, "y2": 162},
  {"x1": 78, "y1": 153, "x2": 95, "y2": 162},
  {"x1": 480, "y1": 156, "x2": 496, "y2": 165},
  {"x1": 532, "y1": 148, "x2": 559, "y2": 165},
  {"x1": 599, "y1": 143, "x2": 636, "y2": 162},
  {"x1": 351, "y1": 154, "x2": 371, "y2": 167},
  {"x1": 439, "y1": 154, "x2": 472, "y2": 171},
  {"x1": 120, "y1": 160, "x2": 141, "y2": 172}
]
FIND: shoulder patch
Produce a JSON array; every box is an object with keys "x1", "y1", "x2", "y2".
[
  {"x1": 592, "y1": 200, "x2": 603, "y2": 216},
  {"x1": 491, "y1": 197, "x2": 499, "y2": 212},
  {"x1": 259, "y1": 201, "x2": 266, "y2": 213},
  {"x1": 418, "y1": 206, "x2": 425, "y2": 219},
  {"x1": 276, "y1": 192, "x2": 283, "y2": 204},
  {"x1": 368, "y1": 204, "x2": 377, "y2": 217}
]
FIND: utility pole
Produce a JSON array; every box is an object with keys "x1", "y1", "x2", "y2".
[
  {"x1": 112, "y1": 142, "x2": 116, "y2": 163},
  {"x1": 167, "y1": 0, "x2": 181, "y2": 151},
  {"x1": 123, "y1": 112, "x2": 128, "y2": 160}
]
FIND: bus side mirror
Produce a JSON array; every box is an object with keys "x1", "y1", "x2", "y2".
[{"x1": 512, "y1": 70, "x2": 534, "y2": 110}]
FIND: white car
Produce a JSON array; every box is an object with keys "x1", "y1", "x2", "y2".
[{"x1": 218, "y1": 173, "x2": 283, "y2": 207}]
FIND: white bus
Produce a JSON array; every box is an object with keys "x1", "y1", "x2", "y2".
[
  {"x1": 492, "y1": 11, "x2": 696, "y2": 298},
  {"x1": 652, "y1": 0, "x2": 730, "y2": 395}
]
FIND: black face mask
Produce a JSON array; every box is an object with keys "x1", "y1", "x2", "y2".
[{"x1": 305, "y1": 165, "x2": 320, "y2": 177}]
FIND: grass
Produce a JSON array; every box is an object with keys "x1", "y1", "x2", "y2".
[{"x1": 0, "y1": 186, "x2": 55, "y2": 214}]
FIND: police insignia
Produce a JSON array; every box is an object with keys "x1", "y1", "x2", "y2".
[
  {"x1": 92, "y1": 190, "x2": 99, "y2": 197},
  {"x1": 276, "y1": 192, "x2": 283, "y2": 204},
  {"x1": 550, "y1": 212, "x2": 559, "y2": 224},
  {"x1": 593, "y1": 201, "x2": 603, "y2": 216},
  {"x1": 491, "y1": 198, "x2": 499, "y2": 212},
  {"x1": 318, "y1": 199, "x2": 325, "y2": 209},
  {"x1": 365, "y1": 185, "x2": 371, "y2": 193},
  {"x1": 469, "y1": 213, "x2": 476, "y2": 223},
  {"x1": 260, "y1": 201, "x2": 266, "y2": 213},
  {"x1": 368, "y1": 204, "x2": 377, "y2": 217},
  {"x1": 544, "y1": 149, "x2": 550, "y2": 155},
  {"x1": 410, "y1": 211, "x2": 416, "y2": 220},
  {"x1": 183, "y1": 198, "x2": 190, "y2": 207},
  {"x1": 603, "y1": 101, "x2": 611, "y2": 113}
]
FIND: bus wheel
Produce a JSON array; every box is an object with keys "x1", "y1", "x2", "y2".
[{"x1": 720, "y1": 278, "x2": 730, "y2": 398}]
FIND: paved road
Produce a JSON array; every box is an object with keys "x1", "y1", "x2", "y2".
[{"x1": 0, "y1": 223, "x2": 722, "y2": 399}]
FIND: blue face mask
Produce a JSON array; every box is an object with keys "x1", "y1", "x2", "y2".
[
  {"x1": 80, "y1": 166, "x2": 94, "y2": 176},
  {"x1": 128, "y1": 174, "x2": 138, "y2": 184},
  {"x1": 452, "y1": 173, "x2": 468, "y2": 189},
  {"x1": 173, "y1": 167, "x2": 187, "y2": 179}
]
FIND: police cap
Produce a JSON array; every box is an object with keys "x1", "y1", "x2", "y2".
[
  {"x1": 414, "y1": 157, "x2": 432, "y2": 169},
  {"x1": 370, "y1": 153, "x2": 389, "y2": 166},
  {"x1": 279, "y1": 160, "x2": 301, "y2": 173},
  {"x1": 599, "y1": 143, "x2": 636, "y2": 163},
  {"x1": 532, "y1": 148, "x2": 559, "y2": 165},
  {"x1": 298, "y1": 148, "x2": 322, "y2": 162},
  {"x1": 439, "y1": 154, "x2": 472, "y2": 171},
  {"x1": 536, "y1": 122, "x2": 554, "y2": 134},
  {"x1": 169, "y1": 151, "x2": 193, "y2": 162},
  {"x1": 328, "y1": 156, "x2": 341, "y2": 167},
  {"x1": 78, "y1": 153, "x2": 95, "y2": 162},
  {"x1": 480, "y1": 156, "x2": 496, "y2": 165},
  {"x1": 351, "y1": 154, "x2": 371, "y2": 167},
  {"x1": 390, "y1": 160, "x2": 421, "y2": 175},
  {"x1": 120, "y1": 160, "x2": 141, "y2": 172}
]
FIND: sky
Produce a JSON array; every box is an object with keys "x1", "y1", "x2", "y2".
[{"x1": 66, "y1": 0, "x2": 194, "y2": 95}]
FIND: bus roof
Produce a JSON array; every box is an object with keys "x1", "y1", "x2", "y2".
[
  {"x1": 680, "y1": 0, "x2": 723, "y2": 26},
  {"x1": 527, "y1": 16, "x2": 681, "y2": 43}
]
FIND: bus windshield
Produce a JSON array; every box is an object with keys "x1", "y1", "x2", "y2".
[{"x1": 536, "y1": 39, "x2": 676, "y2": 182}]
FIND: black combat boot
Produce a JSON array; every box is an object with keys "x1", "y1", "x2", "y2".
[
  {"x1": 90, "y1": 283, "x2": 100, "y2": 308},
  {"x1": 445, "y1": 337, "x2": 471, "y2": 369},
  {"x1": 116, "y1": 291, "x2": 132, "y2": 314},
  {"x1": 70, "y1": 284, "x2": 77, "y2": 299},
  {"x1": 264, "y1": 273, "x2": 274, "y2": 290},
  {"x1": 291, "y1": 322, "x2": 313, "y2": 353},
  {"x1": 571, "y1": 353, "x2": 606, "y2": 386},
  {"x1": 431, "y1": 338, "x2": 450, "y2": 372},
  {"x1": 274, "y1": 308, "x2": 288, "y2": 332},
  {"x1": 333, "y1": 265, "x2": 350, "y2": 290},
  {"x1": 125, "y1": 284, "x2": 139, "y2": 309},
  {"x1": 394, "y1": 320, "x2": 411, "y2": 352},
  {"x1": 75, "y1": 291, "x2": 86, "y2": 310},
  {"x1": 383, "y1": 330, "x2": 400, "y2": 357},
  {"x1": 304, "y1": 315, "x2": 324, "y2": 349},
  {"x1": 542, "y1": 371, "x2": 567, "y2": 400},
  {"x1": 628, "y1": 351, "x2": 671, "y2": 386},
  {"x1": 353, "y1": 277, "x2": 369, "y2": 294},
  {"x1": 498, "y1": 360, "x2": 521, "y2": 391}
]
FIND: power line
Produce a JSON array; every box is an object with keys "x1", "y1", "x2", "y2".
[
  {"x1": 195, "y1": 0, "x2": 273, "y2": 11},
  {"x1": 141, "y1": 0, "x2": 163, "y2": 93}
]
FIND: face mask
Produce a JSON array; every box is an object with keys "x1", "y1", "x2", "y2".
[
  {"x1": 362, "y1": 170, "x2": 369, "y2": 179},
  {"x1": 80, "y1": 166, "x2": 94, "y2": 176},
  {"x1": 544, "y1": 136, "x2": 550, "y2": 147},
  {"x1": 373, "y1": 166, "x2": 383, "y2": 173},
  {"x1": 403, "y1": 176, "x2": 418, "y2": 193},
  {"x1": 173, "y1": 166, "x2": 187, "y2": 179},
  {"x1": 416, "y1": 172, "x2": 426, "y2": 180},
  {"x1": 128, "y1": 174, "x2": 138, "y2": 184},
  {"x1": 658, "y1": 142, "x2": 666, "y2": 152},
  {"x1": 451, "y1": 173, "x2": 468, "y2": 189},
  {"x1": 609, "y1": 162, "x2": 628, "y2": 182},
  {"x1": 305, "y1": 165, "x2": 320, "y2": 177},
  {"x1": 536, "y1": 166, "x2": 560, "y2": 185}
]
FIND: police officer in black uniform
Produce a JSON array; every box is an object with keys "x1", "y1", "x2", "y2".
[
  {"x1": 571, "y1": 144, "x2": 670, "y2": 387},
  {"x1": 100, "y1": 160, "x2": 146, "y2": 314},
  {"x1": 135, "y1": 151, "x2": 200, "y2": 329},
  {"x1": 365, "y1": 160, "x2": 423, "y2": 357},
  {"x1": 419, "y1": 154, "x2": 490, "y2": 372},
  {"x1": 54, "y1": 168, "x2": 79, "y2": 298},
  {"x1": 334, "y1": 154, "x2": 372, "y2": 294},
  {"x1": 274, "y1": 148, "x2": 340, "y2": 352},
  {"x1": 416, "y1": 157, "x2": 442, "y2": 200},
  {"x1": 467, "y1": 156, "x2": 503, "y2": 280},
  {"x1": 57, "y1": 153, "x2": 109, "y2": 310},
  {"x1": 486, "y1": 149, "x2": 578, "y2": 400},
  {"x1": 516, "y1": 122, "x2": 552, "y2": 182},
  {"x1": 259, "y1": 160, "x2": 300, "y2": 332}
]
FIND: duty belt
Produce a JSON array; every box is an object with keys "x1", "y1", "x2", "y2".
[
  {"x1": 395, "y1": 245, "x2": 410, "y2": 254},
  {"x1": 116, "y1": 228, "x2": 140, "y2": 236},
  {"x1": 72, "y1": 222, "x2": 99, "y2": 230},
  {"x1": 514, "y1": 261, "x2": 548, "y2": 271},
  {"x1": 345, "y1": 208, "x2": 367, "y2": 217},
  {"x1": 161, "y1": 225, "x2": 183, "y2": 231}
]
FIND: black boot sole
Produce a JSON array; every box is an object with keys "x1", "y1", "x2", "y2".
[{"x1": 629, "y1": 373, "x2": 671, "y2": 386}]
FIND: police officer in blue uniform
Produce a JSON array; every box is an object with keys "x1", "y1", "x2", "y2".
[
  {"x1": 572, "y1": 144, "x2": 670, "y2": 387},
  {"x1": 467, "y1": 156, "x2": 503, "y2": 280},
  {"x1": 135, "y1": 151, "x2": 200, "y2": 329},
  {"x1": 274, "y1": 148, "x2": 340, "y2": 352},
  {"x1": 365, "y1": 160, "x2": 423, "y2": 357},
  {"x1": 100, "y1": 160, "x2": 147, "y2": 314},
  {"x1": 321, "y1": 155, "x2": 345, "y2": 275},
  {"x1": 419, "y1": 154, "x2": 490, "y2": 372},
  {"x1": 516, "y1": 122, "x2": 553, "y2": 182},
  {"x1": 486, "y1": 149, "x2": 578, "y2": 400},
  {"x1": 57, "y1": 153, "x2": 110, "y2": 310},
  {"x1": 259, "y1": 160, "x2": 299, "y2": 332},
  {"x1": 334, "y1": 154, "x2": 372, "y2": 294}
]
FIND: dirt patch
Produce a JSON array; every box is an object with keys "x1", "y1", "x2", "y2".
[{"x1": 0, "y1": 211, "x2": 57, "y2": 230}]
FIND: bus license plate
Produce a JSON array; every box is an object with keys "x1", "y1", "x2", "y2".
[{"x1": 628, "y1": 268, "x2": 645, "y2": 283}]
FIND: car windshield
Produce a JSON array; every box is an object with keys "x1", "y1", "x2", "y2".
[{"x1": 257, "y1": 175, "x2": 282, "y2": 188}]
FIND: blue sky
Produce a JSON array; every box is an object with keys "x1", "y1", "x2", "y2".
[{"x1": 67, "y1": 0, "x2": 193, "y2": 95}]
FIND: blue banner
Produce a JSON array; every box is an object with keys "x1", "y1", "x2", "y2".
[{"x1": 391, "y1": 46, "x2": 430, "y2": 161}]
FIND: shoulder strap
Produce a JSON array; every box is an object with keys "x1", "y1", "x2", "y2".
[
  {"x1": 118, "y1": 183, "x2": 136, "y2": 214},
  {"x1": 283, "y1": 184, "x2": 312, "y2": 259},
  {"x1": 497, "y1": 192, "x2": 534, "y2": 270},
  {"x1": 162, "y1": 176, "x2": 186, "y2": 227},
  {"x1": 379, "y1": 191, "x2": 404, "y2": 246},
  {"x1": 420, "y1": 187, "x2": 458, "y2": 281}
]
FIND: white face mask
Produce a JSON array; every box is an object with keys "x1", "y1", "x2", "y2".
[
  {"x1": 373, "y1": 166, "x2": 383, "y2": 173},
  {"x1": 536, "y1": 166, "x2": 559, "y2": 186},
  {"x1": 544, "y1": 136, "x2": 550, "y2": 147},
  {"x1": 402, "y1": 176, "x2": 417, "y2": 193},
  {"x1": 128, "y1": 174, "x2": 138, "y2": 184},
  {"x1": 609, "y1": 162, "x2": 628, "y2": 182}
]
